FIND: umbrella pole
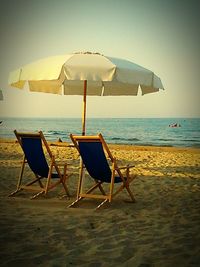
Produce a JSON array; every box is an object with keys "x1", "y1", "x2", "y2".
[
  {"x1": 78, "y1": 80, "x2": 87, "y2": 197},
  {"x1": 82, "y1": 80, "x2": 87, "y2": 135}
]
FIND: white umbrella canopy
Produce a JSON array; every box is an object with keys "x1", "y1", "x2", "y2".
[{"x1": 9, "y1": 52, "x2": 164, "y2": 134}]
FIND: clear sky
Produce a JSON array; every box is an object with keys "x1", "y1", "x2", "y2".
[{"x1": 0, "y1": 0, "x2": 200, "y2": 118}]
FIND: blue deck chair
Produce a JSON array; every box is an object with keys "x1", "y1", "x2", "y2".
[
  {"x1": 69, "y1": 133, "x2": 136, "y2": 209},
  {"x1": 9, "y1": 130, "x2": 70, "y2": 199}
]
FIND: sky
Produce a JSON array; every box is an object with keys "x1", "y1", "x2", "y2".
[{"x1": 0, "y1": 0, "x2": 200, "y2": 118}]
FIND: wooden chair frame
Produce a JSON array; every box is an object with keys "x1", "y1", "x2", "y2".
[
  {"x1": 9, "y1": 130, "x2": 70, "y2": 199},
  {"x1": 68, "y1": 133, "x2": 136, "y2": 209}
]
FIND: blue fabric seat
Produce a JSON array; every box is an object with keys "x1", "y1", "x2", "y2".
[
  {"x1": 79, "y1": 141, "x2": 122, "y2": 183},
  {"x1": 21, "y1": 137, "x2": 59, "y2": 179}
]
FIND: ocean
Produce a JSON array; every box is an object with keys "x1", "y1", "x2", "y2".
[{"x1": 0, "y1": 117, "x2": 200, "y2": 148}]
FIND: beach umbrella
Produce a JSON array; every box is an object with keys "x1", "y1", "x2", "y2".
[{"x1": 9, "y1": 52, "x2": 164, "y2": 135}]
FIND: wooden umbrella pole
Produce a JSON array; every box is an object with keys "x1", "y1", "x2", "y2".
[
  {"x1": 82, "y1": 80, "x2": 87, "y2": 135},
  {"x1": 78, "y1": 80, "x2": 87, "y2": 198}
]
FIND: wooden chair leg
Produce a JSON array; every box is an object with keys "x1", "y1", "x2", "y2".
[
  {"x1": 125, "y1": 171, "x2": 136, "y2": 202},
  {"x1": 31, "y1": 190, "x2": 45, "y2": 199},
  {"x1": 36, "y1": 174, "x2": 44, "y2": 188},
  {"x1": 45, "y1": 163, "x2": 53, "y2": 195},
  {"x1": 125, "y1": 185, "x2": 136, "y2": 202},
  {"x1": 61, "y1": 164, "x2": 70, "y2": 197},
  {"x1": 109, "y1": 166, "x2": 115, "y2": 202},
  {"x1": 67, "y1": 196, "x2": 82, "y2": 208},
  {"x1": 17, "y1": 156, "x2": 26, "y2": 189},
  {"x1": 9, "y1": 156, "x2": 26, "y2": 196},
  {"x1": 95, "y1": 199, "x2": 109, "y2": 210},
  {"x1": 77, "y1": 159, "x2": 84, "y2": 198},
  {"x1": 98, "y1": 184, "x2": 106, "y2": 195}
]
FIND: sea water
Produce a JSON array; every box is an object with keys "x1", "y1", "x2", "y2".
[{"x1": 0, "y1": 117, "x2": 200, "y2": 148}]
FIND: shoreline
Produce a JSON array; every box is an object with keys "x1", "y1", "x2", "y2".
[{"x1": 0, "y1": 137, "x2": 200, "y2": 154}]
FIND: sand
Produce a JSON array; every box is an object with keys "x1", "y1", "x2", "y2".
[{"x1": 0, "y1": 139, "x2": 200, "y2": 267}]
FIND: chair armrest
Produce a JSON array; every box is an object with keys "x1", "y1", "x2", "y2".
[{"x1": 117, "y1": 165, "x2": 135, "y2": 170}]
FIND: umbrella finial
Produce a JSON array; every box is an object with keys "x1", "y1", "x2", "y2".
[{"x1": 73, "y1": 51, "x2": 103, "y2": 56}]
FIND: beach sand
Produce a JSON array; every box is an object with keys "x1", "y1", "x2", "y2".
[{"x1": 0, "y1": 139, "x2": 200, "y2": 266}]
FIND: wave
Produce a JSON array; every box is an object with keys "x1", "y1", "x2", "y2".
[
  {"x1": 111, "y1": 137, "x2": 140, "y2": 142},
  {"x1": 46, "y1": 130, "x2": 66, "y2": 135},
  {"x1": 181, "y1": 139, "x2": 200, "y2": 142},
  {"x1": 158, "y1": 138, "x2": 176, "y2": 142}
]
